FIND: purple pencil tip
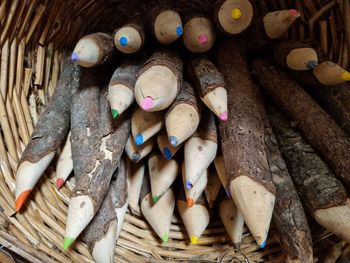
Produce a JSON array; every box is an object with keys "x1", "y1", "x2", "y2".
[{"x1": 71, "y1": 52, "x2": 79, "y2": 62}]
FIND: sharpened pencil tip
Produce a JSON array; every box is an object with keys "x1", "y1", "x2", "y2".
[
  {"x1": 111, "y1": 109, "x2": 119, "y2": 119},
  {"x1": 119, "y1": 37, "x2": 128, "y2": 46},
  {"x1": 56, "y1": 178, "x2": 65, "y2": 189},
  {"x1": 141, "y1": 96, "x2": 154, "y2": 111},
  {"x1": 288, "y1": 9, "x2": 300, "y2": 17},
  {"x1": 219, "y1": 111, "x2": 228, "y2": 121},
  {"x1": 198, "y1": 34, "x2": 208, "y2": 44},
  {"x1": 131, "y1": 153, "x2": 141, "y2": 162},
  {"x1": 163, "y1": 147, "x2": 172, "y2": 160},
  {"x1": 176, "y1": 26, "x2": 183, "y2": 37},
  {"x1": 161, "y1": 233, "x2": 169, "y2": 243},
  {"x1": 135, "y1": 134, "x2": 144, "y2": 145},
  {"x1": 190, "y1": 236, "x2": 198, "y2": 244},
  {"x1": 185, "y1": 181, "x2": 193, "y2": 190},
  {"x1": 15, "y1": 190, "x2": 31, "y2": 212},
  {"x1": 187, "y1": 198, "x2": 194, "y2": 208},
  {"x1": 169, "y1": 136, "x2": 178, "y2": 147},
  {"x1": 233, "y1": 242, "x2": 241, "y2": 250},
  {"x1": 342, "y1": 71, "x2": 350, "y2": 81},
  {"x1": 231, "y1": 8, "x2": 242, "y2": 19},
  {"x1": 63, "y1": 237, "x2": 75, "y2": 251},
  {"x1": 259, "y1": 239, "x2": 267, "y2": 249},
  {"x1": 306, "y1": 60, "x2": 318, "y2": 69},
  {"x1": 71, "y1": 52, "x2": 79, "y2": 62},
  {"x1": 152, "y1": 195, "x2": 161, "y2": 203}
]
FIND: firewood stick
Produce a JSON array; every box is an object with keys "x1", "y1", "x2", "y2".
[
  {"x1": 15, "y1": 57, "x2": 81, "y2": 211},
  {"x1": 55, "y1": 132, "x2": 73, "y2": 189},
  {"x1": 252, "y1": 58, "x2": 350, "y2": 188},
  {"x1": 64, "y1": 90, "x2": 130, "y2": 250},
  {"x1": 267, "y1": 106, "x2": 350, "y2": 243},
  {"x1": 214, "y1": 39, "x2": 275, "y2": 248},
  {"x1": 264, "y1": 110, "x2": 313, "y2": 263}
]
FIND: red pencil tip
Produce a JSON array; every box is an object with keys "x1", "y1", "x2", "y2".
[
  {"x1": 187, "y1": 198, "x2": 194, "y2": 208},
  {"x1": 56, "y1": 178, "x2": 65, "y2": 189},
  {"x1": 15, "y1": 190, "x2": 31, "y2": 212},
  {"x1": 288, "y1": 9, "x2": 300, "y2": 17}
]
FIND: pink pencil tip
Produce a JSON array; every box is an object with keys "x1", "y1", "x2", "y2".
[
  {"x1": 198, "y1": 34, "x2": 208, "y2": 44},
  {"x1": 288, "y1": 9, "x2": 300, "y2": 17},
  {"x1": 141, "y1": 96, "x2": 154, "y2": 111},
  {"x1": 219, "y1": 112, "x2": 228, "y2": 121},
  {"x1": 56, "y1": 178, "x2": 65, "y2": 189}
]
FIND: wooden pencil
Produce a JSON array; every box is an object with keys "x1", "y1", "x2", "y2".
[
  {"x1": 156, "y1": 129, "x2": 182, "y2": 160},
  {"x1": 64, "y1": 90, "x2": 130, "y2": 250},
  {"x1": 187, "y1": 56, "x2": 227, "y2": 121},
  {"x1": 82, "y1": 158, "x2": 129, "y2": 263},
  {"x1": 107, "y1": 57, "x2": 143, "y2": 120},
  {"x1": 218, "y1": 190, "x2": 244, "y2": 249},
  {"x1": 214, "y1": 0, "x2": 254, "y2": 36},
  {"x1": 55, "y1": 132, "x2": 73, "y2": 189},
  {"x1": 165, "y1": 81, "x2": 201, "y2": 147},
  {"x1": 184, "y1": 111, "x2": 217, "y2": 189},
  {"x1": 213, "y1": 155, "x2": 230, "y2": 197},
  {"x1": 148, "y1": 4, "x2": 183, "y2": 44},
  {"x1": 128, "y1": 161, "x2": 145, "y2": 216},
  {"x1": 135, "y1": 49, "x2": 183, "y2": 111},
  {"x1": 131, "y1": 107, "x2": 164, "y2": 146},
  {"x1": 264, "y1": 110, "x2": 313, "y2": 263},
  {"x1": 177, "y1": 189, "x2": 210, "y2": 245},
  {"x1": 252, "y1": 58, "x2": 350, "y2": 188},
  {"x1": 204, "y1": 166, "x2": 221, "y2": 208},
  {"x1": 182, "y1": 14, "x2": 216, "y2": 53},
  {"x1": 114, "y1": 13, "x2": 145, "y2": 54},
  {"x1": 71, "y1": 32, "x2": 115, "y2": 68},
  {"x1": 214, "y1": 39, "x2": 275, "y2": 248},
  {"x1": 148, "y1": 153, "x2": 179, "y2": 203},
  {"x1": 140, "y1": 174, "x2": 175, "y2": 243},
  {"x1": 124, "y1": 134, "x2": 154, "y2": 163},
  {"x1": 273, "y1": 40, "x2": 319, "y2": 70},
  {"x1": 268, "y1": 106, "x2": 350, "y2": 243},
  {"x1": 182, "y1": 162, "x2": 208, "y2": 208},
  {"x1": 15, "y1": 58, "x2": 81, "y2": 211}
]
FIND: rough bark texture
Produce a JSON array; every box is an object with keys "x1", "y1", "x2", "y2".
[
  {"x1": 193, "y1": 111, "x2": 217, "y2": 143},
  {"x1": 82, "y1": 159, "x2": 128, "y2": 249},
  {"x1": 267, "y1": 106, "x2": 347, "y2": 213},
  {"x1": 71, "y1": 69, "x2": 100, "y2": 181},
  {"x1": 19, "y1": 57, "x2": 81, "y2": 165},
  {"x1": 213, "y1": 39, "x2": 275, "y2": 194},
  {"x1": 72, "y1": 90, "x2": 131, "y2": 211},
  {"x1": 84, "y1": 33, "x2": 115, "y2": 66},
  {"x1": 165, "y1": 81, "x2": 201, "y2": 119},
  {"x1": 264, "y1": 113, "x2": 313, "y2": 263},
  {"x1": 138, "y1": 49, "x2": 183, "y2": 94},
  {"x1": 252, "y1": 58, "x2": 350, "y2": 188},
  {"x1": 187, "y1": 55, "x2": 225, "y2": 97},
  {"x1": 109, "y1": 57, "x2": 144, "y2": 91}
]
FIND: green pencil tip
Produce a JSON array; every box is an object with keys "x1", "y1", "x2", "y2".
[
  {"x1": 161, "y1": 233, "x2": 169, "y2": 243},
  {"x1": 63, "y1": 237, "x2": 75, "y2": 251},
  {"x1": 111, "y1": 109, "x2": 119, "y2": 119},
  {"x1": 152, "y1": 195, "x2": 161, "y2": 203}
]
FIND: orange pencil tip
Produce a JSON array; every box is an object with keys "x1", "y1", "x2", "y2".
[
  {"x1": 187, "y1": 198, "x2": 194, "y2": 208},
  {"x1": 15, "y1": 190, "x2": 31, "y2": 212}
]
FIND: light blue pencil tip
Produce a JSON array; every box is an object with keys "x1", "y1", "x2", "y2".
[
  {"x1": 135, "y1": 134, "x2": 144, "y2": 145},
  {"x1": 259, "y1": 239, "x2": 267, "y2": 249},
  {"x1": 169, "y1": 136, "x2": 178, "y2": 146}
]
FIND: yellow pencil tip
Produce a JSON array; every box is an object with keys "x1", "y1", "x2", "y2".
[
  {"x1": 190, "y1": 236, "x2": 198, "y2": 244},
  {"x1": 231, "y1": 8, "x2": 242, "y2": 19},
  {"x1": 342, "y1": 71, "x2": 350, "y2": 81}
]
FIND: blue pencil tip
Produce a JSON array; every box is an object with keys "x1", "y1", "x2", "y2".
[
  {"x1": 131, "y1": 153, "x2": 141, "y2": 162},
  {"x1": 176, "y1": 26, "x2": 183, "y2": 37},
  {"x1": 71, "y1": 52, "x2": 78, "y2": 62},
  {"x1": 259, "y1": 239, "x2": 267, "y2": 249},
  {"x1": 224, "y1": 187, "x2": 231, "y2": 198},
  {"x1": 135, "y1": 134, "x2": 144, "y2": 145},
  {"x1": 163, "y1": 147, "x2": 172, "y2": 160},
  {"x1": 185, "y1": 181, "x2": 193, "y2": 190},
  {"x1": 169, "y1": 136, "x2": 178, "y2": 146},
  {"x1": 119, "y1": 37, "x2": 128, "y2": 46}
]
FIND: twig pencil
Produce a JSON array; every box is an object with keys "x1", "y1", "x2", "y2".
[
  {"x1": 214, "y1": 39, "x2": 275, "y2": 248},
  {"x1": 64, "y1": 91, "x2": 130, "y2": 250},
  {"x1": 214, "y1": 0, "x2": 254, "y2": 36},
  {"x1": 128, "y1": 161, "x2": 145, "y2": 216},
  {"x1": 213, "y1": 155, "x2": 230, "y2": 197},
  {"x1": 218, "y1": 190, "x2": 244, "y2": 249},
  {"x1": 82, "y1": 159, "x2": 129, "y2": 263},
  {"x1": 107, "y1": 57, "x2": 143, "y2": 120},
  {"x1": 273, "y1": 40, "x2": 318, "y2": 70},
  {"x1": 182, "y1": 163, "x2": 208, "y2": 208},
  {"x1": 165, "y1": 81, "x2": 201, "y2": 147},
  {"x1": 135, "y1": 49, "x2": 183, "y2": 111},
  {"x1": 131, "y1": 107, "x2": 164, "y2": 145},
  {"x1": 177, "y1": 189, "x2": 210, "y2": 245},
  {"x1": 268, "y1": 106, "x2": 350, "y2": 243},
  {"x1": 252, "y1": 58, "x2": 350, "y2": 188},
  {"x1": 184, "y1": 112, "x2": 217, "y2": 189},
  {"x1": 55, "y1": 132, "x2": 73, "y2": 189},
  {"x1": 182, "y1": 14, "x2": 216, "y2": 53},
  {"x1": 148, "y1": 4, "x2": 183, "y2": 44},
  {"x1": 125, "y1": 134, "x2": 154, "y2": 163},
  {"x1": 187, "y1": 56, "x2": 227, "y2": 121},
  {"x1": 148, "y1": 153, "x2": 179, "y2": 203},
  {"x1": 15, "y1": 58, "x2": 81, "y2": 211},
  {"x1": 140, "y1": 174, "x2": 175, "y2": 243},
  {"x1": 264, "y1": 111, "x2": 313, "y2": 263},
  {"x1": 71, "y1": 32, "x2": 115, "y2": 68},
  {"x1": 157, "y1": 129, "x2": 182, "y2": 160},
  {"x1": 204, "y1": 166, "x2": 221, "y2": 208},
  {"x1": 114, "y1": 13, "x2": 145, "y2": 54}
]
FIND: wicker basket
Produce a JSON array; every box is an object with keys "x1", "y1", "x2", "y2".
[{"x1": 0, "y1": 0, "x2": 349, "y2": 262}]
